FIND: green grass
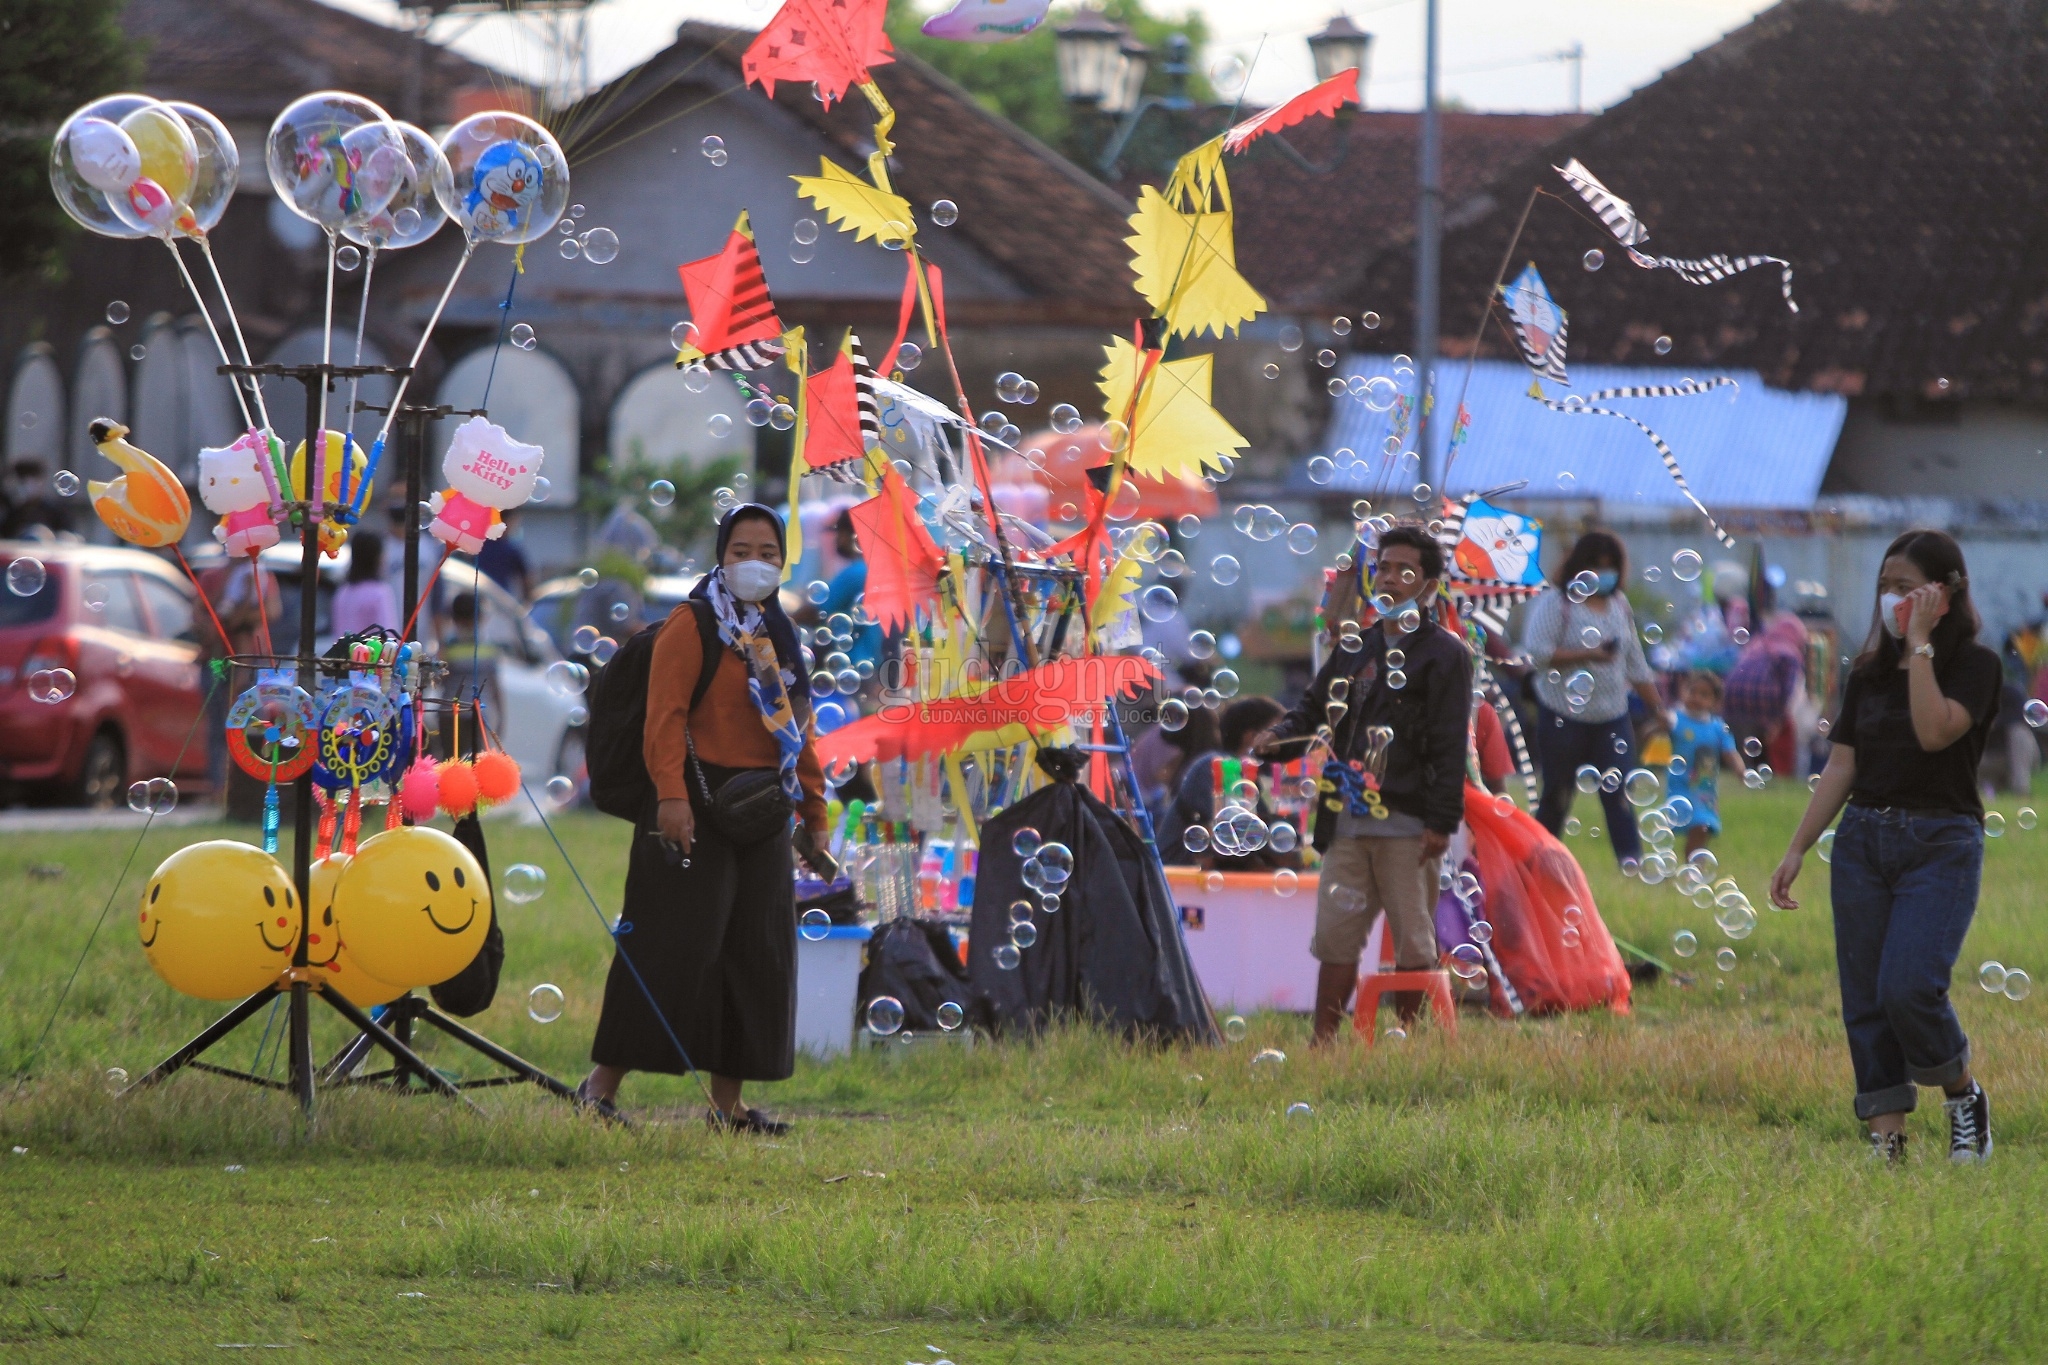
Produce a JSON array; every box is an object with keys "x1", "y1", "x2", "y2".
[{"x1": 2, "y1": 783, "x2": 2046, "y2": 1361}]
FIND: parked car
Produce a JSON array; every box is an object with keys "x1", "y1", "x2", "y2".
[
  {"x1": 0, "y1": 542, "x2": 206, "y2": 807},
  {"x1": 432, "y1": 557, "x2": 588, "y2": 787},
  {"x1": 525, "y1": 571, "x2": 702, "y2": 660}
]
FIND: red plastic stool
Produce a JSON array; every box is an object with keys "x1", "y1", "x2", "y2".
[{"x1": 1353, "y1": 969, "x2": 1457, "y2": 1044}]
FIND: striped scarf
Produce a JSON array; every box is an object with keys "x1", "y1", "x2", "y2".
[{"x1": 704, "y1": 568, "x2": 808, "y2": 801}]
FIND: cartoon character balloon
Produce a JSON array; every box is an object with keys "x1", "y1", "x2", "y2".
[
  {"x1": 87, "y1": 418, "x2": 192, "y2": 548},
  {"x1": 307, "y1": 854, "x2": 408, "y2": 1007},
  {"x1": 199, "y1": 432, "x2": 282, "y2": 556},
  {"x1": 920, "y1": 0, "x2": 1052, "y2": 41},
  {"x1": 50, "y1": 94, "x2": 197, "y2": 241},
  {"x1": 165, "y1": 101, "x2": 239, "y2": 237},
  {"x1": 436, "y1": 111, "x2": 569, "y2": 245},
  {"x1": 341, "y1": 121, "x2": 452, "y2": 253},
  {"x1": 332, "y1": 826, "x2": 491, "y2": 988},
  {"x1": 139, "y1": 841, "x2": 300, "y2": 1000},
  {"x1": 266, "y1": 91, "x2": 408, "y2": 233},
  {"x1": 427, "y1": 416, "x2": 543, "y2": 555}
]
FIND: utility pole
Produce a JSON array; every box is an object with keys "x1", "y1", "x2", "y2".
[
  {"x1": 1414, "y1": 0, "x2": 1442, "y2": 508},
  {"x1": 1561, "y1": 41, "x2": 1585, "y2": 114}
]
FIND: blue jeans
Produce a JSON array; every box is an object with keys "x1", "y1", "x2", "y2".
[
  {"x1": 1830, "y1": 804, "x2": 1981, "y2": 1119},
  {"x1": 1532, "y1": 702, "x2": 1643, "y2": 864}
]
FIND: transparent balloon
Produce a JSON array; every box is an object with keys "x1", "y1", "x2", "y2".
[
  {"x1": 436, "y1": 110, "x2": 570, "y2": 245},
  {"x1": 342, "y1": 120, "x2": 450, "y2": 250},
  {"x1": 268, "y1": 92, "x2": 409, "y2": 233}
]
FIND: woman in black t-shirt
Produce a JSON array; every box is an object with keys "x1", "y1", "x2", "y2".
[{"x1": 1771, "y1": 530, "x2": 1999, "y2": 1164}]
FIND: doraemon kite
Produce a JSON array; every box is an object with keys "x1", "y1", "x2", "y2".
[{"x1": 463, "y1": 141, "x2": 543, "y2": 240}]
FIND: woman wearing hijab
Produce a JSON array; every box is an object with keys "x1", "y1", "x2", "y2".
[{"x1": 580, "y1": 505, "x2": 829, "y2": 1132}]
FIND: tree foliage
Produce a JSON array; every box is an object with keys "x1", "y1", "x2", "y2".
[
  {"x1": 0, "y1": 0, "x2": 141, "y2": 278},
  {"x1": 886, "y1": 0, "x2": 1213, "y2": 179}
]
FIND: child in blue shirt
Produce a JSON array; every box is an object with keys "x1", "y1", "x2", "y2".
[{"x1": 1668, "y1": 670, "x2": 1743, "y2": 856}]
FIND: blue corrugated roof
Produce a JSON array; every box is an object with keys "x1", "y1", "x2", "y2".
[{"x1": 1304, "y1": 358, "x2": 1847, "y2": 509}]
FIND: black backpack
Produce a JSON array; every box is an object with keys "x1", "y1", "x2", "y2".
[{"x1": 585, "y1": 600, "x2": 722, "y2": 821}]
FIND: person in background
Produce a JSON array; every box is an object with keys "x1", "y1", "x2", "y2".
[
  {"x1": 474, "y1": 505, "x2": 532, "y2": 602},
  {"x1": 1473, "y1": 696, "x2": 1514, "y2": 796},
  {"x1": 383, "y1": 502, "x2": 437, "y2": 650},
  {"x1": 331, "y1": 531, "x2": 400, "y2": 639},
  {"x1": 1, "y1": 457, "x2": 72, "y2": 538},
  {"x1": 195, "y1": 555, "x2": 282, "y2": 797},
  {"x1": 1521, "y1": 529, "x2": 1670, "y2": 867},
  {"x1": 808, "y1": 508, "x2": 882, "y2": 679},
  {"x1": 1132, "y1": 689, "x2": 1215, "y2": 829},
  {"x1": 1256, "y1": 525, "x2": 1472, "y2": 1045},
  {"x1": 1667, "y1": 670, "x2": 1742, "y2": 856},
  {"x1": 436, "y1": 591, "x2": 501, "y2": 750},
  {"x1": 1725, "y1": 612, "x2": 1808, "y2": 777},
  {"x1": 1771, "y1": 529, "x2": 1999, "y2": 1164},
  {"x1": 1163, "y1": 697, "x2": 1298, "y2": 871}
]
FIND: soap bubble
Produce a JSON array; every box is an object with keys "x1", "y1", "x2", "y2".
[
  {"x1": 1140, "y1": 584, "x2": 1178, "y2": 621},
  {"x1": 1272, "y1": 868, "x2": 1298, "y2": 897},
  {"x1": 1624, "y1": 769, "x2": 1661, "y2": 807},
  {"x1": 1250, "y1": 1047, "x2": 1286, "y2": 1075},
  {"x1": 936, "y1": 1001, "x2": 965, "y2": 1030},
  {"x1": 1449, "y1": 943, "x2": 1486, "y2": 980},
  {"x1": 1672, "y1": 549, "x2": 1703, "y2": 582},
  {"x1": 558, "y1": 236, "x2": 581, "y2": 260},
  {"x1": 1159, "y1": 698, "x2": 1189, "y2": 733},
  {"x1": 1715, "y1": 947, "x2": 1737, "y2": 971},
  {"x1": 1654, "y1": 335, "x2": 1673, "y2": 355},
  {"x1": 1306, "y1": 455, "x2": 1335, "y2": 485},
  {"x1": 2027, "y1": 700, "x2": 2048, "y2": 729},
  {"x1": 545, "y1": 775, "x2": 576, "y2": 806},
  {"x1": 28, "y1": 669, "x2": 76, "y2": 703},
  {"x1": 1223, "y1": 1015, "x2": 1248, "y2": 1042},
  {"x1": 527, "y1": 983, "x2": 564, "y2": 1023},
  {"x1": 1181, "y1": 823, "x2": 1210, "y2": 853},
  {"x1": 1012, "y1": 827, "x2": 1042, "y2": 859},
  {"x1": 1049, "y1": 403, "x2": 1082, "y2": 433},
  {"x1": 930, "y1": 198, "x2": 958, "y2": 226},
  {"x1": 1010, "y1": 921, "x2": 1038, "y2": 949},
  {"x1": 336, "y1": 243, "x2": 362, "y2": 271},
  {"x1": 2004, "y1": 969, "x2": 2032, "y2": 1001},
  {"x1": 126, "y1": 777, "x2": 177, "y2": 815},
  {"x1": 1985, "y1": 812, "x2": 2006, "y2": 837},
  {"x1": 895, "y1": 341, "x2": 921, "y2": 371},
  {"x1": 800, "y1": 908, "x2": 832, "y2": 941},
  {"x1": 700, "y1": 135, "x2": 723, "y2": 158},
  {"x1": 1583, "y1": 248, "x2": 1605, "y2": 271},
  {"x1": 1278, "y1": 324, "x2": 1303, "y2": 352},
  {"x1": 105, "y1": 300, "x2": 130, "y2": 324},
  {"x1": 82, "y1": 581, "x2": 109, "y2": 611},
  {"x1": 509, "y1": 322, "x2": 537, "y2": 350},
  {"x1": 502, "y1": 864, "x2": 547, "y2": 903},
  {"x1": 1209, "y1": 554, "x2": 1241, "y2": 586},
  {"x1": 579, "y1": 227, "x2": 619, "y2": 263},
  {"x1": 1286, "y1": 523, "x2": 1318, "y2": 554},
  {"x1": 572, "y1": 624, "x2": 601, "y2": 653},
  {"x1": 647, "y1": 478, "x2": 676, "y2": 508},
  {"x1": 865, "y1": 996, "x2": 904, "y2": 1035},
  {"x1": 52, "y1": 470, "x2": 79, "y2": 497},
  {"x1": 1036, "y1": 842, "x2": 1073, "y2": 882},
  {"x1": 545, "y1": 660, "x2": 590, "y2": 696},
  {"x1": 793, "y1": 217, "x2": 819, "y2": 244},
  {"x1": 1979, "y1": 960, "x2": 2008, "y2": 992},
  {"x1": 1672, "y1": 929, "x2": 1698, "y2": 958},
  {"x1": 994, "y1": 944, "x2": 1021, "y2": 970},
  {"x1": 577, "y1": 567, "x2": 600, "y2": 588},
  {"x1": 6, "y1": 557, "x2": 47, "y2": 596},
  {"x1": 2021, "y1": 807, "x2": 2038, "y2": 830}
]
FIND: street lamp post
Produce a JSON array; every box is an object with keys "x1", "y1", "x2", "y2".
[{"x1": 1307, "y1": 14, "x2": 1372, "y2": 90}]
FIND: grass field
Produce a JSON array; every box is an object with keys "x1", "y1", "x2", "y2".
[{"x1": 3, "y1": 782, "x2": 2046, "y2": 1362}]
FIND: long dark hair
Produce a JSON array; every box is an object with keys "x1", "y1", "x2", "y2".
[
  {"x1": 1852, "y1": 529, "x2": 1978, "y2": 682},
  {"x1": 1557, "y1": 529, "x2": 1627, "y2": 587},
  {"x1": 348, "y1": 530, "x2": 384, "y2": 582}
]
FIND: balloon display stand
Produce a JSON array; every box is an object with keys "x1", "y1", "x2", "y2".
[{"x1": 125, "y1": 368, "x2": 570, "y2": 1116}]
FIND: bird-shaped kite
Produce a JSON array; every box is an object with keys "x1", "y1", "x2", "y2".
[{"x1": 87, "y1": 418, "x2": 191, "y2": 548}]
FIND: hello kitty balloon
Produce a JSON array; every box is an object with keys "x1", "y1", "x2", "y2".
[
  {"x1": 198, "y1": 432, "x2": 282, "y2": 556},
  {"x1": 427, "y1": 416, "x2": 543, "y2": 555}
]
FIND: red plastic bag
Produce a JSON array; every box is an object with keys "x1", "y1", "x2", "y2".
[{"x1": 1463, "y1": 784, "x2": 1631, "y2": 1016}]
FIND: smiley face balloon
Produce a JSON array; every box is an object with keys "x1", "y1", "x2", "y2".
[
  {"x1": 139, "y1": 841, "x2": 299, "y2": 999},
  {"x1": 333, "y1": 826, "x2": 489, "y2": 988},
  {"x1": 307, "y1": 854, "x2": 408, "y2": 1007}
]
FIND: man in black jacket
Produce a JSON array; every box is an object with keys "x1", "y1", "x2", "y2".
[{"x1": 1257, "y1": 524, "x2": 1473, "y2": 1044}]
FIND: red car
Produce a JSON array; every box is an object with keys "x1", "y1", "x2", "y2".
[{"x1": 0, "y1": 543, "x2": 207, "y2": 808}]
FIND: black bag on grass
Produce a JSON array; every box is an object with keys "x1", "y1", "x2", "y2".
[
  {"x1": 856, "y1": 919, "x2": 971, "y2": 1032},
  {"x1": 969, "y1": 752, "x2": 1217, "y2": 1043},
  {"x1": 429, "y1": 811, "x2": 503, "y2": 1016}
]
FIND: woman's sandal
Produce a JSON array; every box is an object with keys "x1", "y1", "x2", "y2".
[
  {"x1": 572, "y1": 1078, "x2": 629, "y2": 1125},
  {"x1": 707, "y1": 1106, "x2": 791, "y2": 1136}
]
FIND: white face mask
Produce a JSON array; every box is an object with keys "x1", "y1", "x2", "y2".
[
  {"x1": 725, "y1": 559, "x2": 782, "y2": 603},
  {"x1": 1878, "y1": 592, "x2": 1907, "y2": 638}
]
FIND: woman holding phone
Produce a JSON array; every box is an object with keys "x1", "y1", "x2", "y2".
[{"x1": 1771, "y1": 530, "x2": 1999, "y2": 1163}]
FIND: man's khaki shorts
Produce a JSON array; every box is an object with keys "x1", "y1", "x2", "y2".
[{"x1": 1311, "y1": 833, "x2": 1442, "y2": 969}]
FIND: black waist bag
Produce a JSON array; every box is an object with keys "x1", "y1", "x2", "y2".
[{"x1": 689, "y1": 733, "x2": 792, "y2": 844}]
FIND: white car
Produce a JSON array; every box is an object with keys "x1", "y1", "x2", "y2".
[{"x1": 432, "y1": 557, "x2": 588, "y2": 788}]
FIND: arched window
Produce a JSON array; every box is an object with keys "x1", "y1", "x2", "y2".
[
  {"x1": 607, "y1": 361, "x2": 749, "y2": 475},
  {"x1": 5, "y1": 343, "x2": 65, "y2": 468}
]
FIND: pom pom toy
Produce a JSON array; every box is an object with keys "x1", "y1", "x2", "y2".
[
  {"x1": 434, "y1": 757, "x2": 480, "y2": 817},
  {"x1": 472, "y1": 749, "x2": 521, "y2": 805},
  {"x1": 401, "y1": 759, "x2": 441, "y2": 822}
]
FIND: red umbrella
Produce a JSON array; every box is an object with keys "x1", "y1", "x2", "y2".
[{"x1": 991, "y1": 423, "x2": 1219, "y2": 524}]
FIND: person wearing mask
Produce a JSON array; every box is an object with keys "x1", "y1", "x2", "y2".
[
  {"x1": 331, "y1": 531, "x2": 401, "y2": 639},
  {"x1": 1255, "y1": 524, "x2": 1472, "y2": 1044},
  {"x1": 581, "y1": 505, "x2": 830, "y2": 1132},
  {"x1": 1163, "y1": 696, "x2": 1299, "y2": 871},
  {"x1": 1771, "y1": 530, "x2": 1999, "y2": 1164},
  {"x1": 1521, "y1": 530, "x2": 1669, "y2": 866}
]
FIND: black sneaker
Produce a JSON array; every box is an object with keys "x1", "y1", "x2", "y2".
[
  {"x1": 1946, "y1": 1082, "x2": 1991, "y2": 1164},
  {"x1": 1868, "y1": 1130, "x2": 1907, "y2": 1165},
  {"x1": 708, "y1": 1106, "x2": 792, "y2": 1136}
]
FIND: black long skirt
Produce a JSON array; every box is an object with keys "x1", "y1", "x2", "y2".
[{"x1": 590, "y1": 765, "x2": 797, "y2": 1080}]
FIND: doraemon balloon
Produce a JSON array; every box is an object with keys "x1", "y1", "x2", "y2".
[{"x1": 436, "y1": 111, "x2": 568, "y2": 246}]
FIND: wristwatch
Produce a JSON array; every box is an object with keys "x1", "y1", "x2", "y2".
[{"x1": 1912, "y1": 642, "x2": 1936, "y2": 660}]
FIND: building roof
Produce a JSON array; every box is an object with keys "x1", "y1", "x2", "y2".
[
  {"x1": 570, "y1": 22, "x2": 1141, "y2": 313},
  {"x1": 1310, "y1": 356, "x2": 1847, "y2": 510},
  {"x1": 126, "y1": 0, "x2": 499, "y2": 125},
  {"x1": 1349, "y1": 0, "x2": 2048, "y2": 403},
  {"x1": 1222, "y1": 109, "x2": 1587, "y2": 312}
]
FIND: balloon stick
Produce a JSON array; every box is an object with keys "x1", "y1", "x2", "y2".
[
  {"x1": 311, "y1": 232, "x2": 337, "y2": 520},
  {"x1": 162, "y1": 239, "x2": 255, "y2": 432},
  {"x1": 339, "y1": 246, "x2": 378, "y2": 516},
  {"x1": 196, "y1": 235, "x2": 273, "y2": 434},
  {"x1": 375, "y1": 239, "x2": 476, "y2": 446}
]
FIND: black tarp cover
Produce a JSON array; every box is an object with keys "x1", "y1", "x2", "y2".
[{"x1": 969, "y1": 772, "x2": 1218, "y2": 1042}]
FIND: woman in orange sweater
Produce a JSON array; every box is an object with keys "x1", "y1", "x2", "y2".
[{"x1": 581, "y1": 505, "x2": 828, "y2": 1132}]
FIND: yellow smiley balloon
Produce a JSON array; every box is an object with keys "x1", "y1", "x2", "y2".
[
  {"x1": 139, "y1": 841, "x2": 299, "y2": 1000},
  {"x1": 306, "y1": 854, "x2": 408, "y2": 1007},
  {"x1": 333, "y1": 826, "x2": 490, "y2": 989}
]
